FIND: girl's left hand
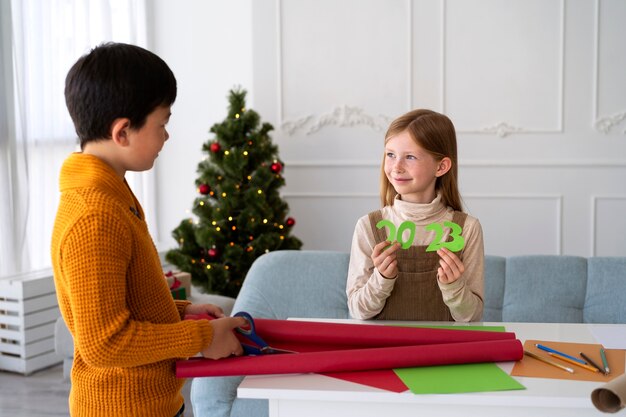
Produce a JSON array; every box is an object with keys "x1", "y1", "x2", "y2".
[
  {"x1": 184, "y1": 303, "x2": 225, "y2": 318},
  {"x1": 436, "y1": 247, "x2": 465, "y2": 284}
]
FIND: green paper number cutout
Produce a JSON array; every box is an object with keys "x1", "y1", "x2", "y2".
[
  {"x1": 425, "y1": 221, "x2": 464, "y2": 252},
  {"x1": 376, "y1": 219, "x2": 414, "y2": 249},
  {"x1": 376, "y1": 219, "x2": 464, "y2": 252}
]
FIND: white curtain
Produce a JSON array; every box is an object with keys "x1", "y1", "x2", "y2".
[{"x1": 0, "y1": 0, "x2": 156, "y2": 277}]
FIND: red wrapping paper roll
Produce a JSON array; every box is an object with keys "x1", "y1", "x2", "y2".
[
  {"x1": 177, "y1": 316, "x2": 523, "y2": 378},
  {"x1": 176, "y1": 338, "x2": 523, "y2": 378},
  {"x1": 252, "y1": 318, "x2": 516, "y2": 347}
]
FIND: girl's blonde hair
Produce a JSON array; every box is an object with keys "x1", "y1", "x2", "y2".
[{"x1": 380, "y1": 109, "x2": 463, "y2": 211}]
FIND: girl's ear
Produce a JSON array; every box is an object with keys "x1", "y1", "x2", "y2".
[
  {"x1": 110, "y1": 118, "x2": 132, "y2": 147},
  {"x1": 435, "y1": 157, "x2": 452, "y2": 177}
]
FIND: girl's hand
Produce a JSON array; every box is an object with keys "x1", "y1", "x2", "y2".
[
  {"x1": 372, "y1": 240, "x2": 401, "y2": 279},
  {"x1": 436, "y1": 247, "x2": 465, "y2": 284},
  {"x1": 184, "y1": 303, "x2": 225, "y2": 319},
  {"x1": 201, "y1": 316, "x2": 247, "y2": 359}
]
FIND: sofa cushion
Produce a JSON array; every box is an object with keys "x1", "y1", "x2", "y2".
[
  {"x1": 584, "y1": 257, "x2": 626, "y2": 324},
  {"x1": 483, "y1": 255, "x2": 506, "y2": 322},
  {"x1": 230, "y1": 250, "x2": 351, "y2": 320},
  {"x1": 502, "y1": 255, "x2": 587, "y2": 323}
]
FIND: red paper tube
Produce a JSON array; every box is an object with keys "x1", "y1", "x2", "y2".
[
  {"x1": 247, "y1": 318, "x2": 515, "y2": 347},
  {"x1": 176, "y1": 338, "x2": 523, "y2": 378},
  {"x1": 185, "y1": 314, "x2": 516, "y2": 348}
]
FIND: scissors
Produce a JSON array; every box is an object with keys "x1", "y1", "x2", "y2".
[{"x1": 234, "y1": 311, "x2": 297, "y2": 356}]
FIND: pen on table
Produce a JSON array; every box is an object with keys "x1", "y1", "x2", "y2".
[
  {"x1": 600, "y1": 347, "x2": 610, "y2": 374},
  {"x1": 579, "y1": 352, "x2": 606, "y2": 375},
  {"x1": 547, "y1": 352, "x2": 598, "y2": 373},
  {"x1": 535, "y1": 343, "x2": 588, "y2": 365},
  {"x1": 524, "y1": 350, "x2": 574, "y2": 374}
]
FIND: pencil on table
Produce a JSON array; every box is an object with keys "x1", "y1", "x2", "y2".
[
  {"x1": 579, "y1": 351, "x2": 606, "y2": 374},
  {"x1": 524, "y1": 350, "x2": 574, "y2": 373},
  {"x1": 600, "y1": 348, "x2": 610, "y2": 374},
  {"x1": 548, "y1": 352, "x2": 599, "y2": 373}
]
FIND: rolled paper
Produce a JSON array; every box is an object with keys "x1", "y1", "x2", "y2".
[
  {"x1": 592, "y1": 374, "x2": 626, "y2": 413},
  {"x1": 247, "y1": 318, "x2": 517, "y2": 348},
  {"x1": 176, "y1": 319, "x2": 524, "y2": 378}
]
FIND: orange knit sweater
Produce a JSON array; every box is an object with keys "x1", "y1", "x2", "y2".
[{"x1": 51, "y1": 153, "x2": 213, "y2": 417}]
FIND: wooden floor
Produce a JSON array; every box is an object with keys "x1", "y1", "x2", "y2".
[{"x1": 0, "y1": 364, "x2": 194, "y2": 416}]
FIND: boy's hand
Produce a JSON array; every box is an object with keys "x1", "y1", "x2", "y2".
[
  {"x1": 372, "y1": 240, "x2": 401, "y2": 279},
  {"x1": 201, "y1": 316, "x2": 247, "y2": 359},
  {"x1": 184, "y1": 303, "x2": 225, "y2": 318},
  {"x1": 436, "y1": 247, "x2": 465, "y2": 284}
]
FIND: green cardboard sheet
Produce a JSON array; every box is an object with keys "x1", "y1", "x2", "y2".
[
  {"x1": 394, "y1": 362, "x2": 525, "y2": 394},
  {"x1": 390, "y1": 324, "x2": 525, "y2": 394}
]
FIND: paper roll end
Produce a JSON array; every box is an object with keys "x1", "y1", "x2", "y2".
[{"x1": 592, "y1": 388, "x2": 625, "y2": 413}]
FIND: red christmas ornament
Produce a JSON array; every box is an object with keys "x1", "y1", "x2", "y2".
[
  {"x1": 270, "y1": 162, "x2": 283, "y2": 174},
  {"x1": 210, "y1": 142, "x2": 221, "y2": 153},
  {"x1": 286, "y1": 217, "x2": 295, "y2": 227},
  {"x1": 198, "y1": 184, "x2": 210, "y2": 195},
  {"x1": 207, "y1": 247, "x2": 220, "y2": 260}
]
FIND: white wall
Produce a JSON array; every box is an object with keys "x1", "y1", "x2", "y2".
[
  {"x1": 148, "y1": 0, "x2": 253, "y2": 250},
  {"x1": 151, "y1": 0, "x2": 626, "y2": 258}
]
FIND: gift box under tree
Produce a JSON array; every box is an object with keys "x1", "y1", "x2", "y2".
[{"x1": 165, "y1": 271, "x2": 192, "y2": 300}]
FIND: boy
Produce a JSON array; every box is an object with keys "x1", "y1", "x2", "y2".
[{"x1": 51, "y1": 42, "x2": 245, "y2": 417}]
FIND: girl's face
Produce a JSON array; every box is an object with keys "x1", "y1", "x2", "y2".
[{"x1": 384, "y1": 130, "x2": 444, "y2": 204}]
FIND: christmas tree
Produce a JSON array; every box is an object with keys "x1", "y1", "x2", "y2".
[{"x1": 166, "y1": 88, "x2": 302, "y2": 297}]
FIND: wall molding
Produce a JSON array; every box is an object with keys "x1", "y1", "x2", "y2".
[
  {"x1": 281, "y1": 105, "x2": 392, "y2": 135},
  {"x1": 277, "y1": 0, "x2": 568, "y2": 138},
  {"x1": 595, "y1": 111, "x2": 626, "y2": 135},
  {"x1": 477, "y1": 122, "x2": 523, "y2": 138},
  {"x1": 283, "y1": 160, "x2": 626, "y2": 168},
  {"x1": 282, "y1": 192, "x2": 378, "y2": 199},
  {"x1": 443, "y1": 0, "x2": 565, "y2": 136},
  {"x1": 464, "y1": 193, "x2": 563, "y2": 254},
  {"x1": 591, "y1": 195, "x2": 626, "y2": 256},
  {"x1": 277, "y1": 0, "x2": 411, "y2": 135},
  {"x1": 592, "y1": 0, "x2": 626, "y2": 134}
]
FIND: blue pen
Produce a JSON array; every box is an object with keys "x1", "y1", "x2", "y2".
[{"x1": 535, "y1": 344, "x2": 588, "y2": 365}]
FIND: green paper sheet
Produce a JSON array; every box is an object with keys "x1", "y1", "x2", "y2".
[
  {"x1": 394, "y1": 362, "x2": 525, "y2": 394},
  {"x1": 390, "y1": 324, "x2": 525, "y2": 394},
  {"x1": 413, "y1": 325, "x2": 507, "y2": 332}
]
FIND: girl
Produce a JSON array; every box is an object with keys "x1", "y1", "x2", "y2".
[{"x1": 346, "y1": 109, "x2": 484, "y2": 321}]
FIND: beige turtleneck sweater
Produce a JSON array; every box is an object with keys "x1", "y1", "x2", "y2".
[{"x1": 346, "y1": 194, "x2": 484, "y2": 322}]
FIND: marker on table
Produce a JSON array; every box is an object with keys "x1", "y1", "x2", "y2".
[
  {"x1": 524, "y1": 350, "x2": 574, "y2": 374},
  {"x1": 535, "y1": 343, "x2": 587, "y2": 365},
  {"x1": 547, "y1": 352, "x2": 598, "y2": 373},
  {"x1": 579, "y1": 352, "x2": 606, "y2": 375},
  {"x1": 600, "y1": 347, "x2": 610, "y2": 374}
]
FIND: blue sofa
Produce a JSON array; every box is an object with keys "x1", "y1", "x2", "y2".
[{"x1": 191, "y1": 250, "x2": 626, "y2": 417}]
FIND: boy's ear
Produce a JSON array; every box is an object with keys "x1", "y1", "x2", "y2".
[
  {"x1": 435, "y1": 157, "x2": 452, "y2": 177},
  {"x1": 110, "y1": 118, "x2": 132, "y2": 147}
]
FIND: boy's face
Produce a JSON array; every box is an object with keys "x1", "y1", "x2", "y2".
[{"x1": 126, "y1": 105, "x2": 171, "y2": 171}]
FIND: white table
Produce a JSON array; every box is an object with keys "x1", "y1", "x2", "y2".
[{"x1": 237, "y1": 320, "x2": 626, "y2": 417}]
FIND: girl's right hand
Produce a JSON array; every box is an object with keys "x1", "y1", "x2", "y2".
[
  {"x1": 372, "y1": 240, "x2": 401, "y2": 279},
  {"x1": 201, "y1": 316, "x2": 247, "y2": 359}
]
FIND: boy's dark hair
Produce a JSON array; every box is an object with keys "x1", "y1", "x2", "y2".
[{"x1": 65, "y1": 42, "x2": 177, "y2": 149}]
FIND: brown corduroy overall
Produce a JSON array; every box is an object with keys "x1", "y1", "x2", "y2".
[{"x1": 368, "y1": 210, "x2": 467, "y2": 321}]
